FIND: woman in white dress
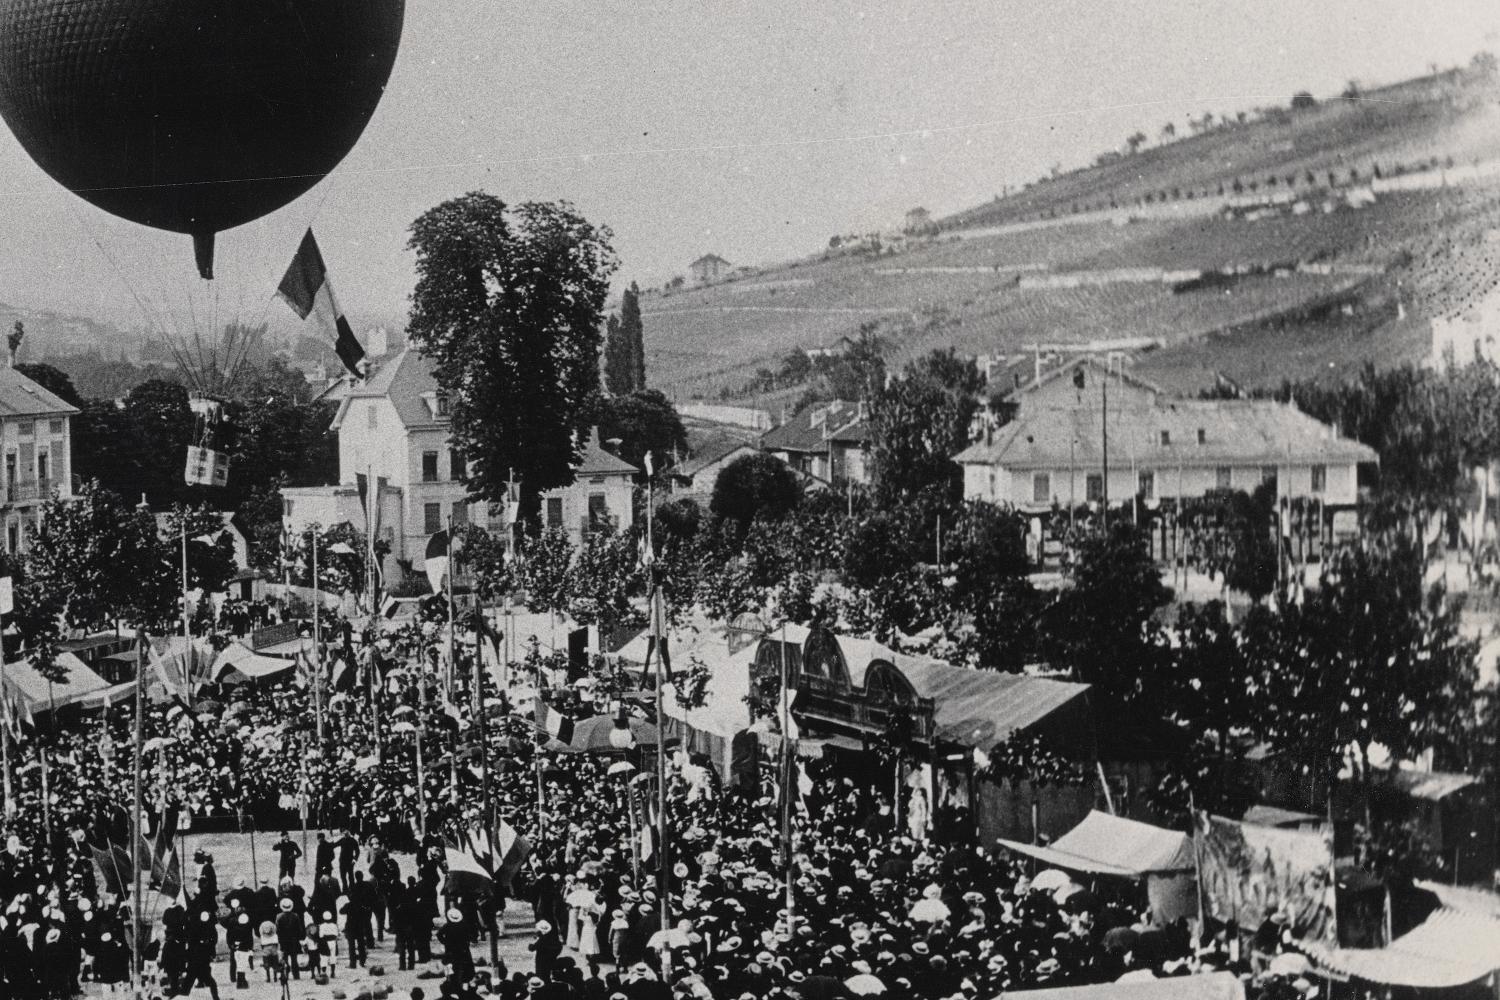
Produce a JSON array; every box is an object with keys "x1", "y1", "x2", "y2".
[
  {"x1": 907, "y1": 786, "x2": 930, "y2": 841},
  {"x1": 565, "y1": 881, "x2": 601, "y2": 959}
]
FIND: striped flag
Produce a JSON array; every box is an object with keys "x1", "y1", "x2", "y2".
[
  {"x1": 533, "y1": 698, "x2": 573, "y2": 745},
  {"x1": 493, "y1": 819, "x2": 531, "y2": 889},
  {"x1": 276, "y1": 229, "x2": 365, "y2": 378},
  {"x1": 424, "y1": 530, "x2": 450, "y2": 593},
  {"x1": 639, "y1": 584, "x2": 672, "y2": 686}
]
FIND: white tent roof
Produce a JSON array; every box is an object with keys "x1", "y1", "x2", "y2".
[
  {"x1": 1, "y1": 651, "x2": 109, "y2": 711},
  {"x1": 212, "y1": 642, "x2": 299, "y2": 682},
  {"x1": 1001, "y1": 972, "x2": 1245, "y2": 1000},
  {"x1": 997, "y1": 810, "x2": 1195, "y2": 876},
  {"x1": 661, "y1": 632, "x2": 757, "y2": 739},
  {"x1": 1303, "y1": 907, "x2": 1500, "y2": 988}
]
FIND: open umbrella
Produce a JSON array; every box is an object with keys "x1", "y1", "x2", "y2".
[
  {"x1": 845, "y1": 973, "x2": 887, "y2": 996},
  {"x1": 1032, "y1": 869, "x2": 1071, "y2": 892},
  {"x1": 391, "y1": 721, "x2": 416, "y2": 734},
  {"x1": 1269, "y1": 953, "x2": 1312, "y2": 976},
  {"x1": 562, "y1": 714, "x2": 660, "y2": 753},
  {"x1": 607, "y1": 761, "x2": 637, "y2": 777}
]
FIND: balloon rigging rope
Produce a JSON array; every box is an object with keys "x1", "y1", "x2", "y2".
[{"x1": 64, "y1": 199, "x2": 173, "y2": 352}]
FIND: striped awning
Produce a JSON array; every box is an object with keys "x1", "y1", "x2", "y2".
[{"x1": 1303, "y1": 908, "x2": 1500, "y2": 988}]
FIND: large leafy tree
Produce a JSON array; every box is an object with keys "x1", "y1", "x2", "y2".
[
  {"x1": 597, "y1": 389, "x2": 686, "y2": 470},
  {"x1": 406, "y1": 193, "x2": 618, "y2": 502},
  {"x1": 710, "y1": 452, "x2": 801, "y2": 536},
  {"x1": 870, "y1": 348, "x2": 982, "y2": 504}
]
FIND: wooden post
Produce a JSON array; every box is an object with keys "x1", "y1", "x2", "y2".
[{"x1": 132, "y1": 624, "x2": 146, "y2": 996}]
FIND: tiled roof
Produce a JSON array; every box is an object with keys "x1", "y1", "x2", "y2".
[
  {"x1": 761, "y1": 400, "x2": 868, "y2": 453},
  {"x1": 333, "y1": 348, "x2": 445, "y2": 430},
  {"x1": 0, "y1": 367, "x2": 79, "y2": 417},
  {"x1": 676, "y1": 439, "x2": 758, "y2": 479},
  {"x1": 577, "y1": 428, "x2": 639, "y2": 476},
  {"x1": 956, "y1": 398, "x2": 1378, "y2": 469}
]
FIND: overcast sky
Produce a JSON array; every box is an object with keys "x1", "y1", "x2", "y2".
[{"x1": 0, "y1": 0, "x2": 1497, "y2": 334}]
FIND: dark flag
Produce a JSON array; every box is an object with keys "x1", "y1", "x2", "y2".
[{"x1": 276, "y1": 229, "x2": 365, "y2": 378}]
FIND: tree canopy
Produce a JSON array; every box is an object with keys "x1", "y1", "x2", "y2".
[{"x1": 406, "y1": 192, "x2": 618, "y2": 501}]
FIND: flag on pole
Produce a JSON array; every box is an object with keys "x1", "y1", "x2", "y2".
[
  {"x1": 493, "y1": 819, "x2": 531, "y2": 889},
  {"x1": 639, "y1": 585, "x2": 672, "y2": 686},
  {"x1": 644, "y1": 451, "x2": 655, "y2": 478},
  {"x1": 533, "y1": 698, "x2": 574, "y2": 745},
  {"x1": 425, "y1": 530, "x2": 450, "y2": 593},
  {"x1": 0, "y1": 575, "x2": 12, "y2": 615},
  {"x1": 276, "y1": 229, "x2": 365, "y2": 378},
  {"x1": 379, "y1": 594, "x2": 401, "y2": 620}
]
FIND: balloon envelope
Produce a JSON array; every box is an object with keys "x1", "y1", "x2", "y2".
[{"x1": 0, "y1": 0, "x2": 405, "y2": 277}]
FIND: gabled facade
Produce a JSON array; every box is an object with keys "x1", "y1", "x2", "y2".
[
  {"x1": 957, "y1": 357, "x2": 1378, "y2": 512},
  {"x1": 761, "y1": 399, "x2": 870, "y2": 486},
  {"x1": 689, "y1": 254, "x2": 732, "y2": 286},
  {"x1": 0, "y1": 365, "x2": 79, "y2": 554}
]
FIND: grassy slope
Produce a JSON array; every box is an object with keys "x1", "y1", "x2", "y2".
[{"x1": 643, "y1": 70, "x2": 1500, "y2": 402}]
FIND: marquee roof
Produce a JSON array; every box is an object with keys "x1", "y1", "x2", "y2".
[
  {"x1": 997, "y1": 810, "x2": 1195, "y2": 877},
  {"x1": 1002, "y1": 971, "x2": 1245, "y2": 1000}
]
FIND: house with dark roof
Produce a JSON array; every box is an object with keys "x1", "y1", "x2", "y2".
[
  {"x1": 957, "y1": 356, "x2": 1377, "y2": 513},
  {"x1": 540, "y1": 428, "x2": 638, "y2": 545},
  {"x1": 688, "y1": 253, "x2": 732, "y2": 286},
  {"x1": 0, "y1": 362, "x2": 79, "y2": 554},
  {"x1": 760, "y1": 399, "x2": 871, "y2": 486},
  {"x1": 670, "y1": 438, "x2": 760, "y2": 500}
]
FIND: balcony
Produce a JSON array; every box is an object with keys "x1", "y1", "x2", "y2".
[{"x1": 6, "y1": 478, "x2": 50, "y2": 503}]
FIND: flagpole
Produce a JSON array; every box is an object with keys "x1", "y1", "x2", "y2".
[
  {"x1": 40, "y1": 744, "x2": 51, "y2": 851},
  {"x1": 780, "y1": 620, "x2": 794, "y2": 932},
  {"x1": 445, "y1": 511, "x2": 459, "y2": 800},
  {"x1": 0, "y1": 601, "x2": 11, "y2": 822},
  {"x1": 311, "y1": 527, "x2": 324, "y2": 751},
  {"x1": 647, "y1": 464, "x2": 671, "y2": 970},
  {"x1": 180, "y1": 509, "x2": 190, "y2": 641},
  {"x1": 132, "y1": 623, "x2": 145, "y2": 999}
]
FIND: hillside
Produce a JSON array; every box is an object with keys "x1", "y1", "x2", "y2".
[{"x1": 642, "y1": 64, "x2": 1500, "y2": 404}]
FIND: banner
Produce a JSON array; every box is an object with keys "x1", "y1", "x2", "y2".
[{"x1": 1195, "y1": 813, "x2": 1336, "y2": 945}]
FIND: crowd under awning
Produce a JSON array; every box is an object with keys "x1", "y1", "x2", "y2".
[
  {"x1": 1000, "y1": 971, "x2": 1245, "y2": 1000},
  {"x1": 997, "y1": 810, "x2": 1195, "y2": 877}
]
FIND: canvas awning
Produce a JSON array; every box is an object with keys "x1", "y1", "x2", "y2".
[
  {"x1": 997, "y1": 810, "x2": 1195, "y2": 877},
  {"x1": 1303, "y1": 907, "x2": 1500, "y2": 988},
  {"x1": 1000, "y1": 971, "x2": 1245, "y2": 1000},
  {"x1": 1, "y1": 652, "x2": 110, "y2": 712},
  {"x1": 212, "y1": 642, "x2": 298, "y2": 682}
]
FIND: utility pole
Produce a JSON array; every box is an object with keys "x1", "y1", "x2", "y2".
[{"x1": 1101, "y1": 366, "x2": 1110, "y2": 530}]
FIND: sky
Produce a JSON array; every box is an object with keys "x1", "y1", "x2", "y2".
[{"x1": 0, "y1": 0, "x2": 1497, "y2": 336}]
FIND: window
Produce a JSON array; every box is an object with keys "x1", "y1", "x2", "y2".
[
  {"x1": 1138, "y1": 470, "x2": 1155, "y2": 499},
  {"x1": 48, "y1": 420, "x2": 62, "y2": 434},
  {"x1": 283, "y1": 498, "x2": 293, "y2": 518},
  {"x1": 546, "y1": 497, "x2": 564, "y2": 528},
  {"x1": 423, "y1": 502, "x2": 443, "y2": 535},
  {"x1": 588, "y1": 493, "x2": 608, "y2": 531},
  {"x1": 1311, "y1": 464, "x2": 1327, "y2": 494},
  {"x1": 451, "y1": 502, "x2": 467, "y2": 527},
  {"x1": 6, "y1": 522, "x2": 15, "y2": 554},
  {"x1": 36, "y1": 451, "x2": 48, "y2": 485},
  {"x1": 1196, "y1": 428, "x2": 1206, "y2": 445},
  {"x1": 1032, "y1": 473, "x2": 1051, "y2": 504},
  {"x1": 450, "y1": 448, "x2": 465, "y2": 481},
  {"x1": 17, "y1": 421, "x2": 32, "y2": 437},
  {"x1": 1216, "y1": 466, "x2": 1232, "y2": 490},
  {"x1": 435, "y1": 394, "x2": 451, "y2": 417},
  {"x1": 1085, "y1": 473, "x2": 1104, "y2": 502},
  {"x1": 421, "y1": 451, "x2": 439, "y2": 483},
  {"x1": 1159, "y1": 430, "x2": 1171, "y2": 446},
  {"x1": 367, "y1": 405, "x2": 378, "y2": 429}
]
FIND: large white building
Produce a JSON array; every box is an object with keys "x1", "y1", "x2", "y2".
[
  {"x1": 0, "y1": 365, "x2": 78, "y2": 554},
  {"x1": 281, "y1": 349, "x2": 638, "y2": 584},
  {"x1": 1428, "y1": 280, "x2": 1500, "y2": 370},
  {"x1": 957, "y1": 358, "x2": 1377, "y2": 512}
]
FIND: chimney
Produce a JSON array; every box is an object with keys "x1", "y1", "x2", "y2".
[{"x1": 6, "y1": 320, "x2": 22, "y2": 369}]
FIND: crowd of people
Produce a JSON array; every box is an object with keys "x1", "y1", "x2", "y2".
[{"x1": 0, "y1": 602, "x2": 1320, "y2": 1000}]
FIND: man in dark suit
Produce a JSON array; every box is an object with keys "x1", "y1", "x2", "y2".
[
  {"x1": 314, "y1": 833, "x2": 335, "y2": 882},
  {"x1": 335, "y1": 829, "x2": 360, "y2": 891},
  {"x1": 272, "y1": 832, "x2": 302, "y2": 881}
]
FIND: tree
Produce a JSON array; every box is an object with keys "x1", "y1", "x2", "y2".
[
  {"x1": 1039, "y1": 522, "x2": 1172, "y2": 699},
  {"x1": 1125, "y1": 131, "x2": 1147, "y2": 154},
  {"x1": 619, "y1": 282, "x2": 646, "y2": 392},
  {"x1": 710, "y1": 453, "x2": 801, "y2": 535},
  {"x1": 122, "y1": 379, "x2": 196, "y2": 506},
  {"x1": 602, "y1": 314, "x2": 632, "y2": 396},
  {"x1": 15, "y1": 363, "x2": 83, "y2": 408},
  {"x1": 596, "y1": 389, "x2": 686, "y2": 471},
  {"x1": 405, "y1": 193, "x2": 618, "y2": 502},
  {"x1": 869, "y1": 349, "x2": 981, "y2": 504},
  {"x1": 26, "y1": 482, "x2": 177, "y2": 630}
]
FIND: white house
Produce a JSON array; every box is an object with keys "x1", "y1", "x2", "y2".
[
  {"x1": 0, "y1": 364, "x2": 78, "y2": 555},
  {"x1": 689, "y1": 254, "x2": 732, "y2": 286},
  {"x1": 957, "y1": 357, "x2": 1377, "y2": 512},
  {"x1": 281, "y1": 349, "x2": 639, "y2": 583}
]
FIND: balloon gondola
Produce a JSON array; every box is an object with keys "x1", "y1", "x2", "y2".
[{"x1": 0, "y1": 0, "x2": 406, "y2": 278}]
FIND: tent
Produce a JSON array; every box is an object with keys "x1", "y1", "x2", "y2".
[
  {"x1": 1300, "y1": 880, "x2": 1500, "y2": 989},
  {"x1": 0, "y1": 651, "x2": 111, "y2": 713},
  {"x1": 658, "y1": 628, "x2": 759, "y2": 783},
  {"x1": 997, "y1": 810, "x2": 1194, "y2": 877},
  {"x1": 998, "y1": 810, "x2": 1197, "y2": 923},
  {"x1": 896, "y1": 657, "x2": 1091, "y2": 749},
  {"x1": 1000, "y1": 972, "x2": 1245, "y2": 1000},
  {"x1": 211, "y1": 642, "x2": 299, "y2": 683}
]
